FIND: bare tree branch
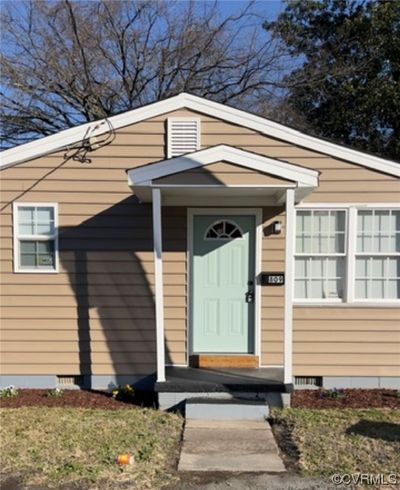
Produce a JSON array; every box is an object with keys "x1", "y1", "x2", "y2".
[{"x1": 0, "y1": 0, "x2": 289, "y2": 148}]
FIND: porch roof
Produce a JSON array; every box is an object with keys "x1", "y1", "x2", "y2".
[{"x1": 127, "y1": 145, "x2": 319, "y2": 205}]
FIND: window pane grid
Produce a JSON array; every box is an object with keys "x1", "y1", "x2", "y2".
[
  {"x1": 204, "y1": 220, "x2": 243, "y2": 240},
  {"x1": 15, "y1": 204, "x2": 57, "y2": 272},
  {"x1": 296, "y1": 207, "x2": 399, "y2": 302},
  {"x1": 357, "y1": 209, "x2": 400, "y2": 253},
  {"x1": 296, "y1": 210, "x2": 346, "y2": 254},
  {"x1": 355, "y1": 209, "x2": 399, "y2": 300},
  {"x1": 295, "y1": 210, "x2": 346, "y2": 300},
  {"x1": 295, "y1": 256, "x2": 345, "y2": 299},
  {"x1": 18, "y1": 206, "x2": 55, "y2": 237},
  {"x1": 355, "y1": 255, "x2": 400, "y2": 299},
  {"x1": 20, "y1": 240, "x2": 55, "y2": 268}
]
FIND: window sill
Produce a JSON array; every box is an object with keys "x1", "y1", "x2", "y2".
[
  {"x1": 14, "y1": 269, "x2": 58, "y2": 274},
  {"x1": 294, "y1": 302, "x2": 400, "y2": 308}
]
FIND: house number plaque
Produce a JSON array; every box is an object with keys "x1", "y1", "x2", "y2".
[{"x1": 261, "y1": 273, "x2": 285, "y2": 286}]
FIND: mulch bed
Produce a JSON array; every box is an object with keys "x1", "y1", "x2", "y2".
[
  {"x1": 292, "y1": 388, "x2": 400, "y2": 409},
  {"x1": 1, "y1": 388, "x2": 399, "y2": 409},
  {"x1": 0, "y1": 389, "x2": 155, "y2": 409}
]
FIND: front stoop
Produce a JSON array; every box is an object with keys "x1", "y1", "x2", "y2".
[
  {"x1": 156, "y1": 366, "x2": 292, "y2": 410},
  {"x1": 186, "y1": 397, "x2": 269, "y2": 420},
  {"x1": 178, "y1": 419, "x2": 286, "y2": 472}
]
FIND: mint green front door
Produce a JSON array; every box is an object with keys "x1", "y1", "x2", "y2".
[{"x1": 192, "y1": 215, "x2": 255, "y2": 353}]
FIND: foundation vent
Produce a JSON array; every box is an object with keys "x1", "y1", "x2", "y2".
[
  {"x1": 295, "y1": 376, "x2": 322, "y2": 387},
  {"x1": 57, "y1": 375, "x2": 83, "y2": 387}
]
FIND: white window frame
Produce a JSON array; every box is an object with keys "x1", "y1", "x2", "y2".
[
  {"x1": 167, "y1": 117, "x2": 201, "y2": 158},
  {"x1": 351, "y1": 207, "x2": 400, "y2": 303},
  {"x1": 294, "y1": 208, "x2": 347, "y2": 303},
  {"x1": 13, "y1": 202, "x2": 59, "y2": 274},
  {"x1": 295, "y1": 203, "x2": 400, "y2": 305}
]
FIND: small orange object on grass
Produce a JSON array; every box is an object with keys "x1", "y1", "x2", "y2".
[{"x1": 116, "y1": 453, "x2": 134, "y2": 465}]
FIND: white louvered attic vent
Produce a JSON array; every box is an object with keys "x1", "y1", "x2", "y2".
[{"x1": 167, "y1": 118, "x2": 200, "y2": 158}]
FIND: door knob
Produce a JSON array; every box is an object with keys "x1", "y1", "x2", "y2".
[{"x1": 245, "y1": 290, "x2": 254, "y2": 303}]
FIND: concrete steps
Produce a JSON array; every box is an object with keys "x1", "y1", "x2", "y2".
[
  {"x1": 178, "y1": 419, "x2": 286, "y2": 472},
  {"x1": 185, "y1": 397, "x2": 269, "y2": 420}
]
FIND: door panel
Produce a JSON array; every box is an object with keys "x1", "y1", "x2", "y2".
[{"x1": 192, "y1": 215, "x2": 255, "y2": 353}]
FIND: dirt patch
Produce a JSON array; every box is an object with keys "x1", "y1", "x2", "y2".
[
  {"x1": 0, "y1": 389, "x2": 156, "y2": 409},
  {"x1": 292, "y1": 388, "x2": 400, "y2": 409},
  {"x1": 269, "y1": 417, "x2": 300, "y2": 472}
]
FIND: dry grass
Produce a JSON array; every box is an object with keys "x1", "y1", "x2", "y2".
[
  {"x1": 271, "y1": 408, "x2": 400, "y2": 477},
  {"x1": 0, "y1": 407, "x2": 183, "y2": 489}
]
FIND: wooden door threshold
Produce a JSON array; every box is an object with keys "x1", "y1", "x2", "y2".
[{"x1": 190, "y1": 354, "x2": 259, "y2": 369}]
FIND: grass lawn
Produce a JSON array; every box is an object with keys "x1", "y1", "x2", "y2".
[
  {"x1": 2, "y1": 405, "x2": 399, "y2": 488},
  {"x1": 271, "y1": 408, "x2": 400, "y2": 477},
  {"x1": 0, "y1": 407, "x2": 183, "y2": 489}
]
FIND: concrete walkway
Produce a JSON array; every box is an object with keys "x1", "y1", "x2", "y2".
[{"x1": 178, "y1": 419, "x2": 286, "y2": 473}]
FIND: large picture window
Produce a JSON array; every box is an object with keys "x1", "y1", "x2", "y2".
[
  {"x1": 295, "y1": 207, "x2": 400, "y2": 302},
  {"x1": 13, "y1": 203, "x2": 58, "y2": 273}
]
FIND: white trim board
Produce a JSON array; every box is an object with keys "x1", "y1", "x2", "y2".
[
  {"x1": 284, "y1": 189, "x2": 295, "y2": 384},
  {"x1": 1, "y1": 92, "x2": 399, "y2": 178},
  {"x1": 12, "y1": 202, "x2": 59, "y2": 274},
  {"x1": 187, "y1": 208, "x2": 263, "y2": 366},
  {"x1": 296, "y1": 203, "x2": 400, "y2": 209},
  {"x1": 152, "y1": 188, "x2": 166, "y2": 382}
]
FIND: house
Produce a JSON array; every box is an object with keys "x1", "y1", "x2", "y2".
[{"x1": 1, "y1": 93, "x2": 399, "y2": 406}]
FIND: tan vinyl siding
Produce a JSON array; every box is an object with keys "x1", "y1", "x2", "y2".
[
  {"x1": 292, "y1": 306, "x2": 400, "y2": 376},
  {"x1": 154, "y1": 161, "x2": 292, "y2": 186},
  {"x1": 0, "y1": 183, "x2": 187, "y2": 373},
  {"x1": 1, "y1": 106, "x2": 399, "y2": 379},
  {"x1": 259, "y1": 207, "x2": 286, "y2": 366}
]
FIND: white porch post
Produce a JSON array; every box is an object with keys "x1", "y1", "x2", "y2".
[
  {"x1": 152, "y1": 188, "x2": 166, "y2": 382},
  {"x1": 284, "y1": 188, "x2": 295, "y2": 385}
]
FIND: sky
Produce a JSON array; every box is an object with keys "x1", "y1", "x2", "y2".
[{"x1": 216, "y1": 0, "x2": 285, "y2": 21}]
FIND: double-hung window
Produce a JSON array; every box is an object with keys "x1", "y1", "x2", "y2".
[
  {"x1": 294, "y1": 206, "x2": 400, "y2": 303},
  {"x1": 13, "y1": 203, "x2": 58, "y2": 273},
  {"x1": 355, "y1": 209, "x2": 400, "y2": 300},
  {"x1": 295, "y1": 210, "x2": 346, "y2": 301}
]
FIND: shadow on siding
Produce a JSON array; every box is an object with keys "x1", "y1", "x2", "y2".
[{"x1": 59, "y1": 195, "x2": 181, "y2": 389}]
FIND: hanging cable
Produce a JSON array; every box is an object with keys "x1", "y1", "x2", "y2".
[{"x1": 64, "y1": 118, "x2": 116, "y2": 163}]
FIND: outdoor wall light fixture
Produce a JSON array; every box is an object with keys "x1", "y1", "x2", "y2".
[{"x1": 272, "y1": 221, "x2": 282, "y2": 234}]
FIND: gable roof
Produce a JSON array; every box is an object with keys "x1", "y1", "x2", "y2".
[
  {"x1": 1, "y1": 92, "x2": 399, "y2": 178},
  {"x1": 127, "y1": 145, "x2": 319, "y2": 204},
  {"x1": 127, "y1": 145, "x2": 319, "y2": 188}
]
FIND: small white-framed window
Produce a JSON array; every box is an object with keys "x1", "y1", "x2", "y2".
[
  {"x1": 294, "y1": 209, "x2": 347, "y2": 301},
  {"x1": 204, "y1": 220, "x2": 244, "y2": 240},
  {"x1": 13, "y1": 203, "x2": 58, "y2": 273},
  {"x1": 167, "y1": 118, "x2": 200, "y2": 158},
  {"x1": 354, "y1": 209, "x2": 400, "y2": 300}
]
